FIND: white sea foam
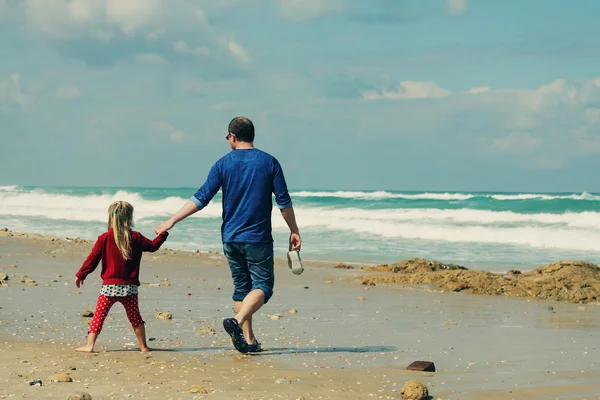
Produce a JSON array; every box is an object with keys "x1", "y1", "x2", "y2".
[
  {"x1": 2, "y1": 187, "x2": 600, "y2": 254},
  {"x1": 0, "y1": 189, "x2": 223, "y2": 222},
  {"x1": 291, "y1": 191, "x2": 474, "y2": 200},
  {"x1": 290, "y1": 190, "x2": 600, "y2": 201},
  {"x1": 273, "y1": 207, "x2": 600, "y2": 252}
]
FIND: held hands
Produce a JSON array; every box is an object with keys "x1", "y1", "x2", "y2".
[
  {"x1": 74, "y1": 277, "x2": 84, "y2": 288},
  {"x1": 289, "y1": 232, "x2": 302, "y2": 251},
  {"x1": 155, "y1": 220, "x2": 174, "y2": 235}
]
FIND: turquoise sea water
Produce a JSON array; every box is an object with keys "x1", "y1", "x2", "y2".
[{"x1": 2, "y1": 185, "x2": 600, "y2": 272}]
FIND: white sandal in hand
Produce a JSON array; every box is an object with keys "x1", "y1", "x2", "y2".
[{"x1": 287, "y1": 250, "x2": 304, "y2": 275}]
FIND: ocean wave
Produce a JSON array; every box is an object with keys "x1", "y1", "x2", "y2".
[
  {"x1": 290, "y1": 190, "x2": 600, "y2": 201},
  {"x1": 269, "y1": 207, "x2": 600, "y2": 252},
  {"x1": 0, "y1": 189, "x2": 223, "y2": 222},
  {"x1": 291, "y1": 191, "x2": 475, "y2": 200},
  {"x1": 3, "y1": 186, "x2": 600, "y2": 254}
]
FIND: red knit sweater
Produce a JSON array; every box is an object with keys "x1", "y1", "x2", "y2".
[{"x1": 76, "y1": 229, "x2": 168, "y2": 286}]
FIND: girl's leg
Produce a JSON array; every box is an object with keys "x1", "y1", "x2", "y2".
[
  {"x1": 119, "y1": 294, "x2": 148, "y2": 352},
  {"x1": 77, "y1": 294, "x2": 115, "y2": 352}
]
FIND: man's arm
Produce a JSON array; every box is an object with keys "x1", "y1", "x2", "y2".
[
  {"x1": 155, "y1": 163, "x2": 222, "y2": 235},
  {"x1": 272, "y1": 158, "x2": 301, "y2": 251},
  {"x1": 281, "y1": 207, "x2": 301, "y2": 251},
  {"x1": 155, "y1": 201, "x2": 199, "y2": 234}
]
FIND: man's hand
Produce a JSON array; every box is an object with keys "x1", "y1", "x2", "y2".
[
  {"x1": 289, "y1": 232, "x2": 302, "y2": 251},
  {"x1": 155, "y1": 219, "x2": 175, "y2": 235},
  {"x1": 74, "y1": 277, "x2": 84, "y2": 288}
]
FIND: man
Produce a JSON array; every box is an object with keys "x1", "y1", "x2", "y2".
[{"x1": 155, "y1": 116, "x2": 301, "y2": 354}]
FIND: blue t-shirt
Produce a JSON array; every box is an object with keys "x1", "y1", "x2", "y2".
[{"x1": 190, "y1": 148, "x2": 293, "y2": 243}]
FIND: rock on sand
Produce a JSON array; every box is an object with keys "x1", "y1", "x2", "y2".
[
  {"x1": 156, "y1": 312, "x2": 172, "y2": 320},
  {"x1": 399, "y1": 379, "x2": 429, "y2": 400},
  {"x1": 68, "y1": 392, "x2": 92, "y2": 400}
]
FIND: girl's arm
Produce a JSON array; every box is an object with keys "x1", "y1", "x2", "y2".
[
  {"x1": 75, "y1": 234, "x2": 105, "y2": 281},
  {"x1": 140, "y1": 231, "x2": 169, "y2": 252}
]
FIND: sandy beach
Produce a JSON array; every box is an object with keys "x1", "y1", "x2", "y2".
[{"x1": 2, "y1": 230, "x2": 600, "y2": 399}]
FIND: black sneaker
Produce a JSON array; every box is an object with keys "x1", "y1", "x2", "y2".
[
  {"x1": 248, "y1": 341, "x2": 262, "y2": 353},
  {"x1": 222, "y1": 318, "x2": 249, "y2": 354}
]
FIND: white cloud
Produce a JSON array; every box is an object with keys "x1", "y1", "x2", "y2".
[
  {"x1": 363, "y1": 81, "x2": 451, "y2": 100},
  {"x1": 151, "y1": 121, "x2": 191, "y2": 143},
  {"x1": 467, "y1": 86, "x2": 491, "y2": 94},
  {"x1": 134, "y1": 53, "x2": 167, "y2": 64},
  {"x1": 0, "y1": 73, "x2": 35, "y2": 112},
  {"x1": 489, "y1": 132, "x2": 542, "y2": 155},
  {"x1": 2, "y1": 0, "x2": 251, "y2": 65},
  {"x1": 56, "y1": 86, "x2": 81, "y2": 101},
  {"x1": 277, "y1": 0, "x2": 346, "y2": 21},
  {"x1": 173, "y1": 41, "x2": 211, "y2": 57},
  {"x1": 447, "y1": 0, "x2": 468, "y2": 15},
  {"x1": 106, "y1": 0, "x2": 164, "y2": 35},
  {"x1": 15, "y1": 0, "x2": 204, "y2": 38},
  {"x1": 226, "y1": 39, "x2": 251, "y2": 64}
]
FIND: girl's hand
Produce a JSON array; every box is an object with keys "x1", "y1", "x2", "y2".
[{"x1": 74, "y1": 277, "x2": 84, "y2": 288}]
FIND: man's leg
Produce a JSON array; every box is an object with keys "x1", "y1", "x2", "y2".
[
  {"x1": 223, "y1": 243, "x2": 252, "y2": 353},
  {"x1": 234, "y1": 290, "x2": 264, "y2": 345},
  {"x1": 234, "y1": 243, "x2": 274, "y2": 347},
  {"x1": 234, "y1": 300, "x2": 256, "y2": 345}
]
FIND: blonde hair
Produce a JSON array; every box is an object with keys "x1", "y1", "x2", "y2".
[{"x1": 108, "y1": 201, "x2": 134, "y2": 260}]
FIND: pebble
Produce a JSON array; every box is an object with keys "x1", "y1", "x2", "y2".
[
  {"x1": 81, "y1": 310, "x2": 94, "y2": 318},
  {"x1": 289, "y1": 309, "x2": 298, "y2": 314},
  {"x1": 189, "y1": 385, "x2": 207, "y2": 394},
  {"x1": 0, "y1": 273, "x2": 8, "y2": 281},
  {"x1": 156, "y1": 312, "x2": 172, "y2": 320},
  {"x1": 199, "y1": 326, "x2": 216, "y2": 336},
  {"x1": 56, "y1": 274, "x2": 62, "y2": 278},
  {"x1": 357, "y1": 296, "x2": 366, "y2": 301},
  {"x1": 444, "y1": 321, "x2": 457, "y2": 325},
  {"x1": 72, "y1": 291, "x2": 81, "y2": 295},
  {"x1": 68, "y1": 392, "x2": 92, "y2": 400},
  {"x1": 50, "y1": 373, "x2": 73, "y2": 382},
  {"x1": 11, "y1": 264, "x2": 17, "y2": 268},
  {"x1": 275, "y1": 378, "x2": 292, "y2": 384},
  {"x1": 399, "y1": 379, "x2": 428, "y2": 400}
]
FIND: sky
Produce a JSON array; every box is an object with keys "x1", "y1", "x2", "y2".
[{"x1": 1, "y1": 0, "x2": 600, "y2": 192}]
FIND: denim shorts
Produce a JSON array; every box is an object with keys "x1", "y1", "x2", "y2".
[{"x1": 223, "y1": 242, "x2": 275, "y2": 304}]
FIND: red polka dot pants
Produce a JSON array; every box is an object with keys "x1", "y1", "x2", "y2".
[{"x1": 89, "y1": 294, "x2": 144, "y2": 334}]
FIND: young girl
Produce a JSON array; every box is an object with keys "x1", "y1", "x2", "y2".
[{"x1": 74, "y1": 201, "x2": 168, "y2": 353}]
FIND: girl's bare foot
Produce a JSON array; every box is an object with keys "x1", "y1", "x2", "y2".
[
  {"x1": 76, "y1": 345, "x2": 94, "y2": 353},
  {"x1": 140, "y1": 347, "x2": 151, "y2": 353}
]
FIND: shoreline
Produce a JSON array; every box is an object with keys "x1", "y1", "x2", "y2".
[
  {"x1": 0, "y1": 227, "x2": 379, "y2": 268},
  {"x1": 3, "y1": 228, "x2": 600, "y2": 398},
  {"x1": 4, "y1": 227, "x2": 600, "y2": 305}
]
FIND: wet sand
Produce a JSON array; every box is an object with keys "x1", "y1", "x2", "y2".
[{"x1": 2, "y1": 231, "x2": 600, "y2": 399}]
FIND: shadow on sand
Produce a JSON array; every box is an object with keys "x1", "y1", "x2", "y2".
[
  {"x1": 105, "y1": 345, "x2": 396, "y2": 356},
  {"x1": 253, "y1": 345, "x2": 397, "y2": 356}
]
